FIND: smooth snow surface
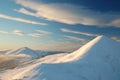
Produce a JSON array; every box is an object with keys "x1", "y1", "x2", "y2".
[{"x1": 1, "y1": 35, "x2": 120, "y2": 80}]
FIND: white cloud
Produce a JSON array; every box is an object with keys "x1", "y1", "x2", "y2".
[
  {"x1": 0, "y1": 14, "x2": 47, "y2": 25},
  {"x1": 28, "y1": 33, "x2": 43, "y2": 38},
  {"x1": 12, "y1": 30, "x2": 24, "y2": 36},
  {"x1": 112, "y1": 36, "x2": 120, "y2": 42},
  {"x1": 108, "y1": 19, "x2": 120, "y2": 27},
  {"x1": 28, "y1": 30, "x2": 52, "y2": 38},
  {"x1": 0, "y1": 30, "x2": 24, "y2": 36},
  {"x1": 64, "y1": 35, "x2": 85, "y2": 41},
  {"x1": 0, "y1": 29, "x2": 52, "y2": 38},
  {"x1": 36, "y1": 30, "x2": 52, "y2": 35},
  {"x1": 15, "y1": 0, "x2": 120, "y2": 27},
  {"x1": 35, "y1": 40, "x2": 85, "y2": 52},
  {"x1": 61, "y1": 28, "x2": 99, "y2": 37},
  {"x1": 0, "y1": 30, "x2": 8, "y2": 34},
  {"x1": 14, "y1": 8, "x2": 36, "y2": 17}
]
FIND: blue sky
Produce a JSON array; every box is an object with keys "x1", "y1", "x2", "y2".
[{"x1": 0, "y1": 0, "x2": 120, "y2": 52}]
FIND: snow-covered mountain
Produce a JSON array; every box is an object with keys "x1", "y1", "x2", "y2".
[
  {"x1": 58, "y1": 35, "x2": 120, "y2": 62},
  {"x1": 6, "y1": 47, "x2": 41, "y2": 59},
  {"x1": 0, "y1": 50, "x2": 9, "y2": 54},
  {"x1": 5, "y1": 47, "x2": 65, "y2": 60},
  {"x1": 31, "y1": 35, "x2": 120, "y2": 80},
  {"x1": 1, "y1": 35, "x2": 120, "y2": 80}
]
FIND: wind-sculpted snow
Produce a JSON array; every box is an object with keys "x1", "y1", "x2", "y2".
[
  {"x1": 0, "y1": 53, "x2": 67, "y2": 80},
  {"x1": 1, "y1": 35, "x2": 120, "y2": 80},
  {"x1": 32, "y1": 36, "x2": 120, "y2": 80},
  {"x1": 57, "y1": 35, "x2": 120, "y2": 62}
]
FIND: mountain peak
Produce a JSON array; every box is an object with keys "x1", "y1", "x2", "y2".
[
  {"x1": 98, "y1": 35, "x2": 108, "y2": 39},
  {"x1": 58, "y1": 35, "x2": 120, "y2": 62},
  {"x1": 19, "y1": 47, "x2": 31, "y2": 50},
  {"x1": 96, "y1": 35, "x2": 111, "y2": 41},
  {"x1": 6, "y1": 47, "x2": 39, "y2": 59}
]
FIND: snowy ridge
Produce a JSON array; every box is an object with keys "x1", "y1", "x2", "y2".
[
  {"x1": 1, "y1": 35, "x2": 120, "y2": 80},
  {"x1": 36, "y1": 35, "x2": 120, "y2": 80},
  {"x1": 58, "y1": 35, "x2": 120, "y2": 62},
  {"x1": 0, "y1": 53, "x2": 67, "y2": 80}
]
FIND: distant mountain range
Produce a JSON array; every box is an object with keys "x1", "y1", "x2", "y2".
[
  {"x1": 0, "y1": 50, "x2": 10, "y2": 54},
  {"x1": 5, "y1": 47, "x2": 65, "y2": 59}
]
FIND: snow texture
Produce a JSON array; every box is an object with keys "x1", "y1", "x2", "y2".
[{"x1": 1, "y1": 35, "x2": 120, "y2": 80}]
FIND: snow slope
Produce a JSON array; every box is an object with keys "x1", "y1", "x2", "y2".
[
  {"x1": 23, "y1": 35, "x2": 120, "y2": 80},
  {"x1": 1, "y1": 35, "x2": 120, "y2": 80},
  {"x1": 0, "y1": 54, "x2": 30, "y2": 71},
  {"x1": 0, "y1": 53, "x2": 67, "y2": 80},
  {"x1": 34, "y1": 35, "x2": 120, "y2": 80},
  {"x1": 58, "y1": 35, "x2": 120, "y2": 62}
]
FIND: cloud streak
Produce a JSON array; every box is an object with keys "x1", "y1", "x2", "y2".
[
  {"x1": 35, "y1": 40, "x2": 86, "y2": 52},
  {"x1": 0, "y1": 30, "x2": 25, "y2": 36},
  {"x1": 0, "y1": 30, "x2": 8, "y2": 34},
  {"x1": 0, "y1": 14, "x2": 47, "y2": 25},
  {"x1": 64, "y1": 35, "x2": 85, "y2": 41},
  {"x1": 12, "y1": 30, "x2": 25, "y2": 36},
  {"x1": 0, "y1": 29, "x2": 52, "y2": 38},
  {"x1": 15, "y1": 0, "x2": 120, "y2": 27},
  {"x1": 112, "y1": 36, "x2": 120, "y2": 42},
  {"x1": 36, "y1": 30, "x2": 52, "y2": 35},
  {"x1": 14, "y1": 8, "x2": 36, "y2": 17},
  {"x1": 61, "y1": 28, "x2": 99, "y2": 37},
  {"x1": 28, "y1": 30, "x2": 52, "y2": 38},
  {"x1": 28, "y1": 33, "x2": 43, "y2": 38}
]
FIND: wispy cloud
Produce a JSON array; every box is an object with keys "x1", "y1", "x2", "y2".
[
  {"x1": 0, "y1": 30, "x2": 8, "y2": 34},
  {"x1": 61, "y1": 28, "x2": 99, "y2": 37},
  {"x1": 0, "y1": 29, "x2": 52, "y2": 38},
  {"x1": 112, "y1": 36, "x2": 120, "y2": 42},
  {"x1": 28, "y1": 30, "x2": 52, "y2": 38},
  {"x1": 0, "y1": 30, "x2": 25, "y2": 36},
  {"x1": 64, "y1": 35, "x2": 85, "y2": 41},
  {"x1": 36, "y1": 30, "x2": 52, "y2": 35},
  {"x1": 28, "y1": 33, "x2": 43, "y2": 38},
  {"x1": 108, "y1": 19, "x2": 120, "y2": 27},
  {"x1": 0, "y1": 14, "x2": 47, "y2": 25},
  {"x1": 14, "y1": 8, "x2": 37, "y2": 17},
  {"x1": 15, "y1": 0, "x2": 120, "y2": 27},
  {"x1": 12, "y1": 30, "x2": 24, "y2": 36},
  {"x1": 35, "y1": 40, "x2": 85, "y2": 52}
]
